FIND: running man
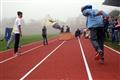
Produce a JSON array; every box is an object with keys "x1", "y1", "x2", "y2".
[
  {"x1": 81, "y1": 5, "x2": 108, "y2": 63},
  {"x1": 42, "y1": 26, "x2": 48, "y2": 45},
  {"x1": 12, "y1": 11, "x2": 23, "y2": 56}
]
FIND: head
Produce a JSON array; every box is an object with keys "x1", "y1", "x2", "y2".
[
  {"x1": 66, "y1": 25, "x2": 68, "y2": 28},
  {"x1": 43, "y1": 26, "x2": 46, "y2": 28},
  {"x1": 81, "y1": 5, "x2": 92, "y2": 12},
  {"x1": 17, "y1": 11, "x2": 23, "y2": 18}
]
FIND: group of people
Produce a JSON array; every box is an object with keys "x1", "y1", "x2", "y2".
[
  {"x1": 6, "y1": 11, "x2": 23, "y2": 56},
  {"x1": 5, "y1": 4, "x2": 118, "y2": 64},
  {"x1": 105, "y1": 17, "x2": 120, "y2": 44},
  {"x1": 6, "y1": 11, "x2": 49, "y2": 57},
  {"x1": 60, "y1": 25, "x2": 70, "y2": 33}
]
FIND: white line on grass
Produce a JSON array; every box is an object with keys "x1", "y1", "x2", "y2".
[
  {"x1": 104, "y1": 45, "x2": 120, "y2": 55},
  {"x1": 0, "y1": 37, "x2": 57, "y2": 53},
  {"x1": 0, "y1": 39, "x2": 57, "y2": 63},
  {"x1": 78, "y1": 38, "x2": 93, "y2": 80},
  {"x1": 19, "y1": 41, "x2": 65, "y2": 80},
  {"x1": 0, "y1": 41, "x2": 40, "y2": 53}
]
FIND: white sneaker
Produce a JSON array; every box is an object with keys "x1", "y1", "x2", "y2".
[
  {"x1": 14, "y1": 54, "x2": 17, "y2": 57},
  {"x1": 16, "y1": 53, "x2": 21, "y2": 56}
]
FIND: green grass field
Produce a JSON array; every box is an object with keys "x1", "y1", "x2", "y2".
[
  {"x1": 0, "y1": 34, "x2": 57, "y2": 51},
  {"x1": 105, "y1": 38, "x2": 120, "y2": 52},
  {"x1": 1, "y1": 35, "x2": 119, "y2": 52}
]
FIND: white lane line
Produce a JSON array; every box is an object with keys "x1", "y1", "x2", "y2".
[
  {"x1": 104, "y1": 45, "x2": 120, "y2": 55},
  {"x1": 19, "y1": 41, "x2": 65, "y2": 80},
  {"x1": 0, "y1": 37, "x2": 57, "y2": 53},
  {"x1": 0, "y1": 39, "x2": 57, "y2": 64},
  {"x1": 78, "y1": 38, "x2": 93, "y2": 80},
  {"x1": 0, "y1": 41, "x2": 40, "y2": 53}
]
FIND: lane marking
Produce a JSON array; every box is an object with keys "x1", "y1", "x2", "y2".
[
  {"x1": 0, "y1": 37, "x2": 57, "y2": 53},
  {"x1": 19, "y1": 41, "x2": 65, "y2": 80},
  {"x1": 104, "y1": 45, "x2": 120, "y2": 55},
  {"x1": 78, "y1": 38, "x2": 93, "y2": 80},
  {"x1": 0, "y1": 39, "x2": 57, "y2": 63},
  {"x1": 0, "y1": 41, "x2": 40, "y2": 53}
]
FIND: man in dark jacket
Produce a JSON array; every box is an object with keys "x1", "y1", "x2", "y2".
[
  {"x1": 42, "y1": 26, "x2": 48, "y2": 45},
  {"x1": 75, "y1": 28, "x2": 81, "y2": 38}
]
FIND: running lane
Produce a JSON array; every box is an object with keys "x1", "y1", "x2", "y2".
[
  {"x1": 0, "y1": 38, "x2": 57, "y2": 61},
  {"x1": 0, "y1": 40, "x2": 62, "y2": 80},
  {"x1": 80, "y1": 37, "x2": 120, "y2": 80},
  {"x1": 23, "y1": 38, "x2": 88, "y2": 80}
]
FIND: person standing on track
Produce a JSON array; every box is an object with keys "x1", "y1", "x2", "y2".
[
  {"x1": 81, "y1": 5, "x2": 108, "y2": 64},
  {"x1": 42, "y1": 26, "x2": 48, "y2": 45},
  {"x1": 12, "y1": 11, "x2": 23, "y2": 56},
  {"x1": 61, "y1": 25, "x2": 64, "y2": 33},
  {"x1": 66, "y1": 25, "x2": 70, "y2": 33},
  {"x1": 75, "y1": 28, "x2": 81, "y2": 38}
]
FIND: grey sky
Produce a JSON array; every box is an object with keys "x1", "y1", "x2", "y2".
[{"x1": 1, "y1": 0, "x2": 120, "y2": 22}]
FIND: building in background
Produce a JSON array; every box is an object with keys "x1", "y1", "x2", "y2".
[{"x1": 103, "y1": 0, "x2": 120, "y2": 7}]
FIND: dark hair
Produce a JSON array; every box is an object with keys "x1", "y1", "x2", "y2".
[
  {"x1": 81, "y1": 5, "x2": 92, "y2": 12},
  {"x1": 17, "y1": 11, "x2": 22, "y2": 16}
]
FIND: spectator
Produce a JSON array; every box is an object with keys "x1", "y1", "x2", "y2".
[{"x1": 42, "y1": 26, "x2": 48, "y2": 45}]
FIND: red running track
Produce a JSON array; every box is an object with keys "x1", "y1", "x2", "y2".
[
  {"x1": 0, "y1": 37, "x2": 120, "y2": 80},
  {"x1": 80, "y1": 37, "x2": 120, "y2": 80}
]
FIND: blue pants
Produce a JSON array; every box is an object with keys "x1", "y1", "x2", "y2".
[{"x1": 89, "y1": 27, "x2": 105, "y2": 56}]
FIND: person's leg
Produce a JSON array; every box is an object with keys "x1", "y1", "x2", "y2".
[
  {"x1": 14, "y1": 34, "x2": 20, "y2": 54},
  {"x1": 6, "y1": 34, "x2": 15, "y2": 49},
  {"x1": 98, "y1": 27, "x2": 105, "y2": 63},
  {"x1": 89, "y1": 28, "x2": 104, "y2": 61},
  {"x1": 90, "y1": 28, "x2": 101, "y2": 52},
  {"x1": 43, "y1": 37, "x2": 45, "y2": 45},
  {"x1": 45, "y1": 36, "x2": 48, "y2": 45},
  {"x1": 118, "y1": 29, "x2": 120, "y2": 45}
]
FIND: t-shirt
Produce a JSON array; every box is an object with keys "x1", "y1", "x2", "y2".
[{"x1": 12, "y1": 17, "x2": 23, "y2": 34}]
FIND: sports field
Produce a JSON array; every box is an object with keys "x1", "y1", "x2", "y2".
[
  {"x1": 0, "y1": 34, "x2": 57, "y2": 51},
  {"x1": 0, "y1": 36, "x2": 120, "y2": 80}
]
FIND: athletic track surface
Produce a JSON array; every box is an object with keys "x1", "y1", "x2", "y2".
[{"x1": 0, "y1": 37, "x2": 120, "y2": 80}]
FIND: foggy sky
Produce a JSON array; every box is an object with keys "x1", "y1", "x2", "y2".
[
  {"x1": 1, "y1": 0, "x2": 120, "y2": 22},
  {"x1": 0, "y1": 0, "x2": 120, "y2": 21},
  {"x1": 0, "y1": 0, "x2": 120, "y2": 36}
]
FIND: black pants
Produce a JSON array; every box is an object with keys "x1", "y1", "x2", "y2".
[
  {"x1": 42, "y1": 35, "x2": 48, "y2": 45},
  {"x1": 14, "y1": 34, "x2": 20, "y2": 53},
  {"x1": 89, "y1": 27, "x2": 105, "y2": 57}
]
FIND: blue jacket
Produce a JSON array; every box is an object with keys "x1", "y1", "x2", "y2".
[{"x1": 82, "y1": 9, "x2": 107, "y2": 28}]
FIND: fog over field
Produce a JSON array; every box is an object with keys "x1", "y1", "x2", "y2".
[{"x1": 0, "y1": 0, "x2": 120, "y2": 36}]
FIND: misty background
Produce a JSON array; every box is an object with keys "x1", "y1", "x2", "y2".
[{"x1": 0, "y1": 0, "x2": 120, "y2": 36}]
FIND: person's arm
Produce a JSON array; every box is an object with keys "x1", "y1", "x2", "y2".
[
  {"x1": 18, "y1": 19, "x2": 23, "y2": 37},
  {"x1": 96, "y1": 10, "x2": 108, "y2": 17},
  {"x1": 18, "y1": 25, "x2": 22, "y2": 37}
]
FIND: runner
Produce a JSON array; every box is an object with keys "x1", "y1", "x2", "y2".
[{"x1": 81, "y1": 5, "x2": 108, "y2": 63}]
